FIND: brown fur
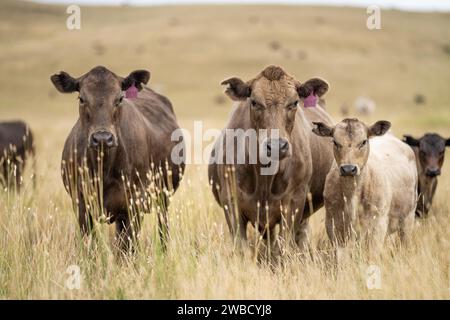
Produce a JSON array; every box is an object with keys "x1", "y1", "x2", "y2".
[
  {"x1": 403, "y1": 133, "x2": 450, "y2": 218},
  {"x1": 51, "y1": 66, "x2": 184, "y2": 252},
  {"x1": 209, "y1": 65, "x2": 334, "y2": 250}
]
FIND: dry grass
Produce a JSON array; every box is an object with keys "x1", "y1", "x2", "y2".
[{"x1": 0, "y1": 0, "x2": 449, "y2": 299}]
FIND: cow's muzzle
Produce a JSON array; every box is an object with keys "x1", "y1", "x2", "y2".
[
  {"x1": 263, "y1": 138, "x2": 291, "y2": 160},
  {"x1": 425, "y1": 167, "x2": 441, "y2": 177},
  {"x1": 340, "y1": 164, "x2": 358, "y2": 177},
  {"x1": 89, "y1": 131, "x2": 117, "y2": 149}
]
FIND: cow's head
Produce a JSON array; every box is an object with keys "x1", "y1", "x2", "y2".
[
  {"x1": 51, "y1": 66, "x2": 150, "y2": 149},
  {"x1": 221, "y1": 65, "x2": 329, "y2": 161},
  {"x1": 312, "y1": 118, "x2": 390, "y2": 177},
  {"x1": 403, "y1": 133, "x2": 450, "y2": 177}
]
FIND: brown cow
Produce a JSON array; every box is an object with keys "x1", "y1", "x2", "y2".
[
  {"x1": 208, "y1": 65, "x2": 334, "y2": 251},
  {"x1": 50, "y1": 66, "x2": 184, "y2": 251},
  {"x1": 403, "y1": 133, "x2": 450, "y2": 218},
  {"x1": 0, "y1": 120, "x2": 35, "y2": 191}
]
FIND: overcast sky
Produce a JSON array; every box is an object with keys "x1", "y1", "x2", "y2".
[{"x1": 32, "y1": 0, "x2": 450, "y2": 12}]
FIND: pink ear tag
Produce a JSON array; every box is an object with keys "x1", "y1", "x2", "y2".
[
  {"x1": 303, "y1": 92, "x2": 317, "y2": 108},
  {"x1": 125, "y1": 85, "x2": 138, "y2": 99}
]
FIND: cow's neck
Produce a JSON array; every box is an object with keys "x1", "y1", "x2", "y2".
[
  {"x1": 249, "y1": 161, "x2": 289, "y2": 199},
  {"x1": 418, "y1": 174, "x2": 437, "y2": 205},
  {"x1": 337, "y1": 166, "x2": 371, "y2": 222}
]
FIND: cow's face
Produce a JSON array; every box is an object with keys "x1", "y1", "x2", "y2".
[
  {"x1": 51, "y1": 66, "x2": 150, "y2": 149},
  {"x1": 404, "y1": 133, "x2": 450, "y2": 177},
  {"x1": 313, "y1": 119, "x2": 391, "y2": 177},
  {"x1": 221, "y1": 65, "x2": 329, "y2": 161}
]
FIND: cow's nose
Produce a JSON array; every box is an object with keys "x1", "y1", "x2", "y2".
[
  {"x1": 340, "y1": 164, "x2": 358, "y2": 177},
  {"x1": 425, "y1": 168, "x2": 441, "y2": 177},
  {"x1": 90, "y1": 131, "x2": 115, "y2": 148},
  {"x1": 265, "y1": 138, "x2": 290, "y2": 159}
]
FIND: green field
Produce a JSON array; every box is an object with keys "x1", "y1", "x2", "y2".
[{"x1": 0, "y1": 0, "x2": 449, "y2": 299}]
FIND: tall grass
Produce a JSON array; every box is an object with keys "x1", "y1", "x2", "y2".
[
  {"x1": 0, "y1": 1, "x2": 449, "y2": 299},
  {"x1": 0, "y1": 156, "x2": 448, "y2": 299}
]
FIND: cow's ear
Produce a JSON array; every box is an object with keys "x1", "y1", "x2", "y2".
[
  {"x1": 446, "y1": 138, "x2": 450, "y2": 147},
  {"x1": 122, "y1": 70, "x2": 150, "y2": 91},
  {"x1": 403, "y1": 135, "x2": 420, "y2": 147},
  {"x1": 50, "y1": 71, "x2": 79, "y2": 93},
  {"x1": 368, "y1": 120, "x2": 391, "y2": 137},
  {"x1": 297, "y1": 78, "x2": 329, "y2": 98},
  {"x1": 221, "y1": 77, "x2": 251, "y2": 101},
  {"x1": 312, "y1": 122, "x2": 334, "y2": 137}
]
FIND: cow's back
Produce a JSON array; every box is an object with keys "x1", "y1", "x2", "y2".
[
  {"x1": 131, "y1": 87, "x2": 178, "y2": 131},
  {"x1": 369, "y1": 134, "x2": 418, "y2": 222},
  {"x1": 128, "y1": 87, "x2": 184, "y2": 191}
]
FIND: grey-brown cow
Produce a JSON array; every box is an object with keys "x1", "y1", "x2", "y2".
[
  {"x1": 208, "y1": 65, "x2": 334, "y2": 251},
  {"x1": 50, "y1": 66, "x2": 184, "y2": 251},
  {"x1": 313, "y1": 119, "x2": 417, "y2": 258},
  {"x1": 403, "y1": 133, "x2": 450, "y2": 218}
]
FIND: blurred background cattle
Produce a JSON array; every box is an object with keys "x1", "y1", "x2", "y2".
[{"x1": 0, "y1": 120, "x2": 34, "y2": 190}]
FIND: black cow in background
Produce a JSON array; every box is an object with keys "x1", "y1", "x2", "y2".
[
  {"x1": 0, "y1": 120, "x2": 35, "y2": 191},
  {"x1": 403, "y1": 133, "x2": 450, "y2": 218}
]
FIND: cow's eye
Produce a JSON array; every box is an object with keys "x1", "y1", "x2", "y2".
[
  {"x1": 287, "y1": 101, "x2": 298, "y2": 110},
  {"x1": 333, "y1": 140, "x2": 342, "y2": 150},
  {"x1": 116, "y1": 96, "x2": 124, "y2": 106},
  {"x1": 78, "y1": 96, "x2": 85, "y2": 104},
  {"x1": 250, "y1": 100, "x2": 263, "y2": 110},
  {"x1": 359, "y1": 139, "x2": 368, "y2": 149}
]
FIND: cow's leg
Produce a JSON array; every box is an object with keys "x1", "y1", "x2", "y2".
[
  {"x1": 366, "y1": 213, "x2": 388, "y2": 258},
  {"x1": 415, "y1": 192, "x2": 425, "y2": 218},
  {"x1": 115, "y1": 211, "x2": 142, "y2": 254},
  {"x1": 238, "y1": 213, "x2": 248, "y2": 243},
  {"x1": 295, "y1": 218, "x2": 311, "y2": 252},
  {"x1": 289, "y1": 189, "x2": 308, "y2": 250},
  {"x1": 157, "y1": 206, "x2": 169, "y2": 252},
  {"x1": 399, "y1": 211, "x2": 414, "y2": 247},
  {"x1": 326, "y1": 209, "x2": 354, "y2": 266},
  {"x1": 0, "y1": 162, "x2": 7, "y2": 188},
  {"x1": 14, "y1": 161, "x2": 23, "y2": 192},
  {"x1": 77, "y1": 195, "x2": 94, "y2": 236},
  {"x1": 278, "y1": 197, "x2": 302, "y2": 251},
  {"x1": 256, "y1": 227, "x2": 277, "y2": 264},
  {"x1": 424, "y1": 179, "x2": 438, "y2": 216},
  {"x1": 223, "y1": 204, "x2": 242, "y2": 244}
]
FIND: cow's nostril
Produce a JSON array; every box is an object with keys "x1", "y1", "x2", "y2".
[
  {"x1": 426, "y1": 168, "x2": 441, "y2": 177},
  {"x1": 279, "y1": 139, "x2": 289, "y2": 152},
  {"x1": 340, "y1": 165, "x2": 358, "y2": 176},
  {"x1": 91, "y1": 135, "x2": 99, "y2": 146},
  {"x1": 90, "y1": 131, "x2": 115, "y2": 148}
]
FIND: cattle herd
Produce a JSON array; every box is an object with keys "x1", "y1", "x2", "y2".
[{"x1": 0, "y1": 65, "x2": 448, "y2": 259}]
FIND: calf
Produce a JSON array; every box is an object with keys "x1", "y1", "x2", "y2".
[
  {"x1": 50, "y1": 66, "x2": 184, "y2": 251},
  {"x1": 0, "y1": 120, "x2": 35, "y2": 190},
  {"x1": 208, "y1": 65, "x2": 334, "y2": 251},
  {"x1": 313, "y1": 119, "x2": 417, "y2": 255},
  {"x1": 403, "y1": 133, "x2": 450, "y2": 218}
]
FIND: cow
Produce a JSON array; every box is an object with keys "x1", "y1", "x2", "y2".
[
  {"x1": 208, "y1": 65, "x2": 334, "y2": 253},
  {"x1": 0, "y1": 120, "x2": 35, "y2": 191},
  {"x1": 50, "y1": 66, "x2": 185, "y2": 252},
  {"x1": 403, "y1": 133, "x2": 450, "y2": 218},
  {"x1": 312, "y1": 119, "x2": 417, "y2": 258}
]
